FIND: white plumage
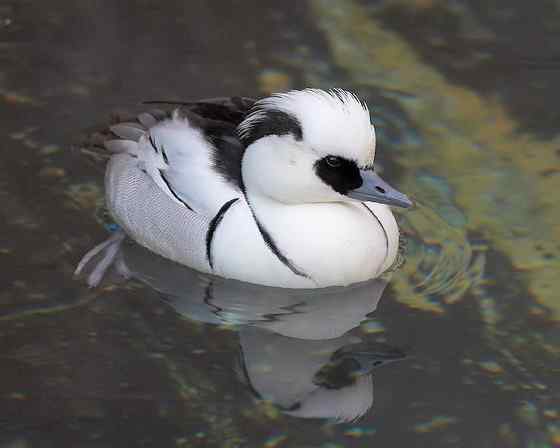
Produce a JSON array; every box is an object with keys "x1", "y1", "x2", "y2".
[
  {"x1": 239, "y1": 89, "x2": 376, "y2": 166},
  {"x1": 77, "y1": 89, "x2": 412, "y2": 288}
]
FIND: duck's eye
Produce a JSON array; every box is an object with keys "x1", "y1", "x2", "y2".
[{"x1": 325, "y1": 156, "x2": 342, "y2": 168}]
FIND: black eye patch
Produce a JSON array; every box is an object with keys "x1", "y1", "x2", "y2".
[{"x1": 314, "y1": 156, "x2": 362, "y2": 195}]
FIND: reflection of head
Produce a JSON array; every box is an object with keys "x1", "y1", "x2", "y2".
[
  {"x1": 238, "y1": 327, "x2": 381, "y2": 423},
  {"x1": 114, "y1": 242, "x2": 404, "y2": 422}
]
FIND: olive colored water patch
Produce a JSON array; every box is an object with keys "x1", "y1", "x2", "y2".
[
  {"x1": 371, "y1": 0, "x2": 560, "y2": 138},
  {"x1": 311, "y1": 0, "x2": 560, "y2": 319}
]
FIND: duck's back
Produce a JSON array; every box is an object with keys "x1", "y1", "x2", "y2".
[
  {"x1": 100, "y1": 97, "x2": 255, "y2": 271},
  {"x1": 110, "y1": 98, "x2": 253, "y2": 211}
]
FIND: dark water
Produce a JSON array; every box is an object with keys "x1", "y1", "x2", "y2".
[{"x1": 2, "y1": 1, "x2": 559, "y2": 447}]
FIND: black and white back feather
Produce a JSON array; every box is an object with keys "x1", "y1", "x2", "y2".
[
  {"x1": 100, "y1": 96, "x2": 255, "y2": 215},
  {"x1": 91, "y1": 96, "x2": 255, "y2": 275}
]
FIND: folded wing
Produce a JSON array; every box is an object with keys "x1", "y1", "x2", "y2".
[{"x1": 104, "y1": 97, "x2": 254, "y2": 216}]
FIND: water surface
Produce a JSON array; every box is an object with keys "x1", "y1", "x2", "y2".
[{"x1": 1, "y1": 1, "x2": 559, "y2": 447}]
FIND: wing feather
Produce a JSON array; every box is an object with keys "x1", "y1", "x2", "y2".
[
  {"x1": 101, "y1": 97, "x2": 255, "y2": 218},
  {"x1": 146, "y1": 111, "x2": 242, "y2": 215}
]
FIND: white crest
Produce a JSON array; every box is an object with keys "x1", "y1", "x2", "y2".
[{"x1": 239, "y1": 88, "x2": 376, "y2": 167}]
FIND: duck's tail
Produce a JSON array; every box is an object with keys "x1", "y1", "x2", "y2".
[
  {"x1": 102, "y1": 109, "x2": 168, "y2": 155},
  {"x1": 77, "y1": 108, "x2": 171, "y2": 164}
]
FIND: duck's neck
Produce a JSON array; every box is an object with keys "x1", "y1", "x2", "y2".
[{"x1": 244, "y1": 190, "x2": 330, "y2": 234}]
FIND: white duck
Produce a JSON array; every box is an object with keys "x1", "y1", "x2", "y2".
[{"x1": 77, "y1": 89, "x2": 411, "y2": 288}]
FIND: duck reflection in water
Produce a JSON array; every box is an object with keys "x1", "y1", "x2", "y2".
[{"x1": 78, "y1": 236, "x2": 406, "y2": 422}]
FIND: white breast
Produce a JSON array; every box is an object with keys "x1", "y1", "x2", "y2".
[
  {"x1": 212, "y1": 194, "x2": 399, "y2": 288},
  {"x1": 211, "y1": 201, "x2": 318, "y2": 288}
]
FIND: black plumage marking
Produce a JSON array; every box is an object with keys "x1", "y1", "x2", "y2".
[
  {"x1": 109, "y1": 96, "x2": 256, "y2": 192},
  {"x1": 158, "y1": 169, "x2": 193, "y2": 211},
  {"x1": 148, "y1": 134, "x2": 158, "y2": 154},
  {"x1": 251, "y1": 212, "x2": 310, "y2": 279},
  {"x1": 241, "y1": 110, "x2": 303, "y2": 146},
  {"x1": 208, "y1": 132, "x2": 245, "y2": 190},
  {"x1": 161, "y1": 146, "x2": 169, "y2": 164},
  {"x1": 139, "y1": 97, "x2": 258, "y2": 191},
  {"x1": 190, "y1": 99, "x2": 254, "y2": 125},
  {"x1": 313, "y1": 357, "x2": 362, "y2": 390},
  {"x1": 315, "y1": 156, "x2": 362, "y2": 195},
  {"x1": 361, "y1": 202, "x2": 389, "y2": 256},
  {"x1": 144, "y1": 96, "x2": 255, "y2": 126},
  {"x1": 173, "y1": 100, "x2": 254, "y2": 191},
  {"x1": 206, "y1": 198, "x2": 239, "y2": 269}
]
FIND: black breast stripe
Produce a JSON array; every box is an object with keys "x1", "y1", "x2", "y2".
[
  {"x1": 158, "y1": 169, "x2": 194, "y2": 211},
  {"x1": 361, "y1": 203, "x2": 389, "y2": 258},
  {"x1": 251, "y1": 211, "x2": 310, "y2": 279},
  {"x1": 206, "y1": 198, "x2": 239, "y2": 269},
  {"x1": 243, "y1": 193, "x2": 310, "y2": 280}
]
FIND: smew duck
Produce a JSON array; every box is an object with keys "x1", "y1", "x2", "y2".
[{"x1": 76, "y1": 89, "x2": 412, "y2": 288}]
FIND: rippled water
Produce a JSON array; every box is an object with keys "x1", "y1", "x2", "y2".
[{"x1": 2, "y1": 1, "x2": 559, "y2": 447}]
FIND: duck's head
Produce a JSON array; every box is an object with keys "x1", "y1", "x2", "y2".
[{"x1": 238, "y1": 88, "x2": 412, "y2": 208}]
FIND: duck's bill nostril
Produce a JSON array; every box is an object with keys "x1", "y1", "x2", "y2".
[{"x1": 347, "y1": 170, "x2": 413, "y2": 208}]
